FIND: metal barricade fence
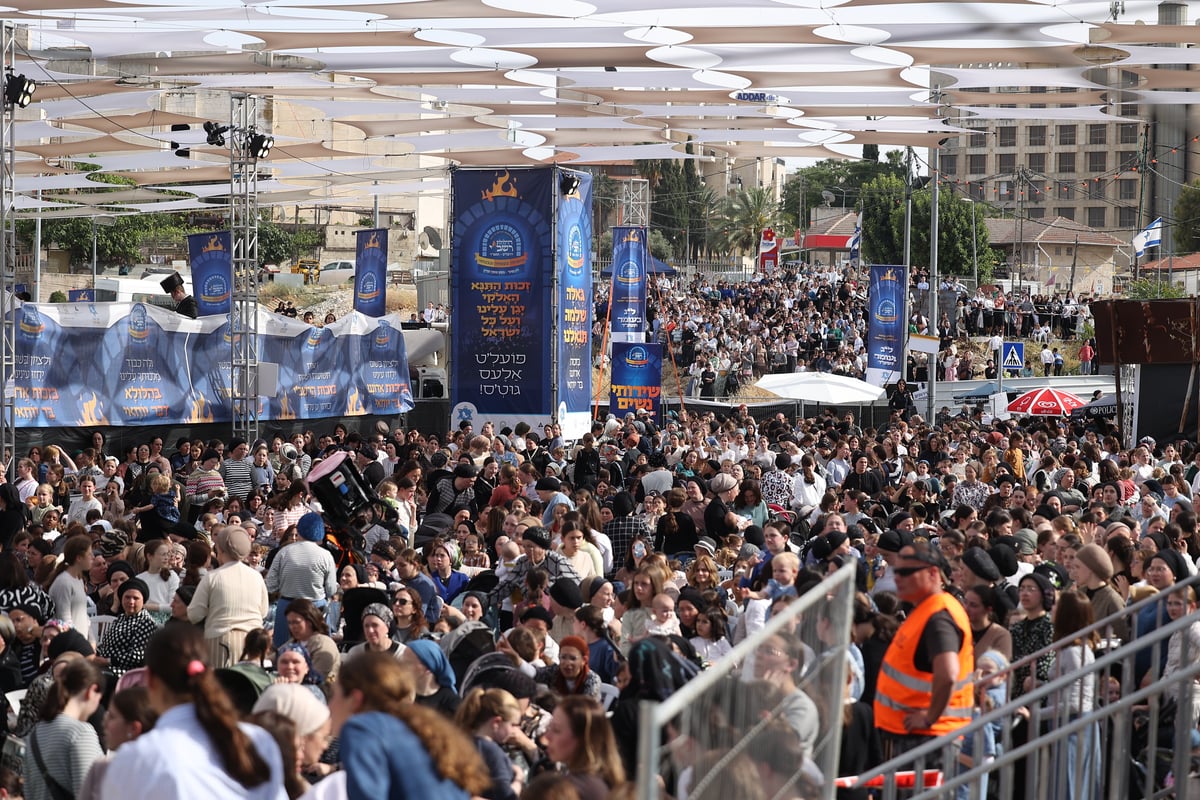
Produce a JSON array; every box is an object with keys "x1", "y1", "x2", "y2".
[
  {"x1": 636, "y1": 563, "x2": 857, "y2": 800},
  {"x1": 850, "y1": 572, "x2": 1200, "y2": 800}
]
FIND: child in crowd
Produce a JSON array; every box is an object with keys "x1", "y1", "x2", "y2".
[
  {"x1": 645, "y1": 593, "x2": 681, "y2": 638},
  {"x1": 690, "y1": 606, "x2": 732, "y2": 666},
  {"x1": 462, "y1": 533, "x2": 491, "y2": 570}
]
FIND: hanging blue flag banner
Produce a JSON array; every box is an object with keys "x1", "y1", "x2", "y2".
[
  {"x1": 354, "y1": 228, "x2": 388, "y2": 317},
  {"x1": 866, "y1": 264, "x2": 906, "y2": 386},
  {"x1": 555, "y1": 170, "x2": 593, "y2": 439},
  {"x1": 186, "y1": 231, "x2": 232, "y2": 316},
  {"x1": 609, "y1": 226, "x2": 647, "y2": 343},
  {"x1": 610, "y1": 342, "x2": 662, "y2": 421}
]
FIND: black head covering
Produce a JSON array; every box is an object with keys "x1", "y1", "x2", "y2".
[
  {"x1": 611, "y1": 491, "x2": 636, "y2": 518},
  {"x1": 620, "y1": 637, "x2": 700, "y2": 701}
]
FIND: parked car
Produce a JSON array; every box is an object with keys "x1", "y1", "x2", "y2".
[{"x1": 316, "y1": 260, "x2": 355, "y2": 285}]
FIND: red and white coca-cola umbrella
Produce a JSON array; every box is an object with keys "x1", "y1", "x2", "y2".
[{"x1": 1006, "y1": 387, "x2": 1086, "y2": 416}]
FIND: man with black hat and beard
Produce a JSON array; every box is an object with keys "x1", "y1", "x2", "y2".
[
  {"x1": 427, "y1": 462, "x2": 481, "y2": 517},
  {"x1": 160, "y1": 271, "x2": 198, "y2": 319}
]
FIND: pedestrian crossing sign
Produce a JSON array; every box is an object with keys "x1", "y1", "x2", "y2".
[{"x1": 1002, "y1": 342, "x2": 1024, "y2": 370}]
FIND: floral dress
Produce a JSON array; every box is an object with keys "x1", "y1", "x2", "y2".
[{"x1": 1010, "y1": 613, "x2": 1054, "y2": 698}]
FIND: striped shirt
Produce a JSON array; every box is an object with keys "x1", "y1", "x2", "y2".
[
  {"x1": 26, "y1": 714, "x2": 104, "y2": 800},
  {"x1": 265, "y1": 541, "x2": 337, "y2": 601},
  {"x1": 220, "y1": 458, "x2": 254, "y2": 503},
  {"x1": 186, "y1": 468, "x2": 225, "y2": 504}
]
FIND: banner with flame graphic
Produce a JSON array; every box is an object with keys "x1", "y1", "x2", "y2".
[
  {"x1": 354, "y1": 228, "x2": 388, "y2": 317},
  {"x1": 450, "y1": 168, "x2": 554, "y2": 431},
  {"x1": 186, "y1": 231, "x2": 232, "y2": 316},
  {"x1": 866, "y1": 264, "x2": 907, "y2": 387},
  {"x1": 11, "y1": 302, "x2": 413, "y2": 427},
  {"x1": 609, "y1": 342, "x2": 662, "y2": 422},
  {"x1": 555, "y1": 170, "x2": 592, "y2": 440}
]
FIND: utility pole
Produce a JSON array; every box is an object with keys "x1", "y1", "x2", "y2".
[{"x1": 1134, "y1": 123, "x2": 1151, "y2": 280}]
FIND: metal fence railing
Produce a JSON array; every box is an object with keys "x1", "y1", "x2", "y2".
[
  {"x1": 635, "y1": 563, "x2": 857, "y2": 800},
  {"x1": 852, "y1": 572, "x2": 1200, "y2": 800}
]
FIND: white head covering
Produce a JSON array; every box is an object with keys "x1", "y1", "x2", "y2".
[{"x1": 252, "y1": 683, "x2": 330, "y2": 736}]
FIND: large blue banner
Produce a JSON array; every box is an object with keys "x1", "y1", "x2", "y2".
[
  {"x1": 186, "y1": 231, "x2": 232, "y2": 316},
  {"x1": 11, "y1": 302, "x2": 413, "y2": 427},
  {"x1": 450, "y1": 168, "x2": 554, "y2": 431},
  {"x1": 556, "y1": 170, "x2": 592, "y2": 439},
  {"x1": 609, "y1": 226, "x2": 647, "y2": 343},
  {"x1": 354, "y1": 228, "x2": 388, "y2": 317},
  {"x1": 866, "y1": 264, "x2": 907, "y2": 386},
  {"x1": 610, "y1": 342, "x2": 662, "y2": 421}
]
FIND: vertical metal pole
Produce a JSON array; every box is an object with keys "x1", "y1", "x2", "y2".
[
  {"x1": 970, "y1": 200, "x2": 978, "y2": 288},
  {"x1": 33, "y1": 189, "x2": 40, "y2": 302},
  {"x1": 0, "y1": 24, "x2": 18, "y2": 467},
  {"x1": 91, "y1": 217, "x2": 97, "y2": 288},
  {"x1": 927, "y1": 131, "x2": 940, "y2": 424},
  {"x1": 230, "y1": 93, "x2": 262, "y2": 444},
  {"x1": 636, "y1": 700, "x2": 659, "y2": 800}
]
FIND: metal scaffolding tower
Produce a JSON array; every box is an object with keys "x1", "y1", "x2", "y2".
[
  {"x1": 230, "y1": 93, "x2": 262, "y2": 444},
  {"x1": 621, "y1": 178, "x2": 650, "y2": 228},
  {"x1": 0, "y1": 26, "x2": 24, "y2": 468}
]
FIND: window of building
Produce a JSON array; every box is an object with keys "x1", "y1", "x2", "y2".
[
  {"x1": 1120, "y1": 104, "x2": 1138, "y2": 117},
  {"x1": 1028, "y1": 207, "x2": 1046, "y2": 220},
  {"x1": 998, "y1": 126, "x2": 1017, "y2": 147},
  {"x1": 1117, "y1": 151, "x2": 1137, "y2": 171},
  {"x1": 1088, "y1": 125, "x2": 1107, "y2": 145},
  {"x1": 1057, "y1": 152, "x2": 1075, "y2": 173},
  {"x1": 969, "y1": 154, "x2": 986, "y2": 174},
  {"x1": 1087, "y1": 207, "x2": 1106, "y2": 228},
  {"x1": 1118, "y1": 179, "x2": 1136, "y2": 200},
  {"x1": 1057, "y1": 125, "x2": 1077, "y2": 145},
  {"x1": 1119, "y1": 123, "x2": 1138, "y2": 144},
  {"x1": 1088, "y1": 181, "x2": 1106, "y2": 200},
  {"x1": 1118, "y1": 207, "x2": 1138, "y2": 227},
  {"x1": 969, "y1": 182, "x2": 985, "y2": 201},
  {"x1": 1028, "y1": 152, "x2": 1046, "y2": 173},
  {"x1": 969, "y1": 130, "x2": 987, "y2": 148},
  {"x1": 1058, "y1": 184, "x2": 1074, "y2": 200},
  {"x1": 941, "y1": 155, "x2": 957, "y2": 176},
  {"x1": 1057, "y1": 207, "x2": 1076, "y2": 221},
  {"x1": 997, "y1": 180, "x2": 1013, "y2": 200},
  {"x1": 998, "y1": 153, "x2": 1016, "y2": 174},
  {"x1": 1028, "y1": 126, "x2": 1047, "y2": 146},
  {"x1": 1087, "y1": 151, "x2": 1106, "y2": 172}
]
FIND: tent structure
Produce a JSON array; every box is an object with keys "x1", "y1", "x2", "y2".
[{"x1": 753, "y1": 372, "x2": 885, "y2": 405}]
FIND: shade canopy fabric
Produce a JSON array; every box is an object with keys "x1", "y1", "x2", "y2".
[
  {"x1": 753, "y1": 372, "x2": 886, "y2": 405},
  {"x1": 2, "y1": 2, "x2": 1199, "y2": 215},
  {"x1": 1007, "y1": 388, "x2": 1086, "y2": 416},
  {"x1": 1070, "y1": 394, "x2": 1119, "y2": 419}
]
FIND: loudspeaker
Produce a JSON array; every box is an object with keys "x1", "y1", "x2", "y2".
[
  {"x1": 416, "y1": 366, "x2": 446, "y2": 399},
  {"x1": 422, "y1": 378, "x2": 444, "y2": 398},
  {"x1": 306, "y1": 451, "x2": 372, "y2": 524}
]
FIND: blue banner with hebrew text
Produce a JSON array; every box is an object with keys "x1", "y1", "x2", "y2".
[
  {"x1": 450, "y1": 168, "x2": 554, "y2": 431},
  {"x1": 866, "y1": 264, "x2": 907, "y2": 386},
  {"x1": 610, "y1": 342, "x2": 662, "y2": 422},
  {"x1": 354, "y1": 228, "x2": 388, "y2": 317},
  {"x1": 609, "y1": 226, "x2": 647, "y2": 343},
  {"x1": 11, "y1": 302, "x2": 412, "y2": 427},
  {"x1": 555, "y1": 170, "x2": 593, "y2": 439},
  {"x1": 186, "y1": 231, "x2": 232, "y2": 316}
]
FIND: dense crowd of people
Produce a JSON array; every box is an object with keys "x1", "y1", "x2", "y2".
[{"x1": 0, "y1": 266, "x2": 1182, "y2": 799}]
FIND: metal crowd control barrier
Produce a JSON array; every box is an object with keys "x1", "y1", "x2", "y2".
[
  {"x1": 852, "y1": 572, "x2": 1200, "y2": 800},
  {"x1": 635, "y1": 562, "x2": 857, "y2": 800}
]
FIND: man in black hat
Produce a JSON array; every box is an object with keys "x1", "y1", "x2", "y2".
[
  {"x1": 426, "y1": 462, "x2": 480, "y2": 518},
  {"x1": 160, "y1": 271, "x2": 198, "y2": 319}
]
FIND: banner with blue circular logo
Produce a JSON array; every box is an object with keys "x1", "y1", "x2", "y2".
[
  {"x1": 186, "y1": 231, "x2": 232, "y2": 316},
  {"x1": 609, "y1": 226, "x2": 647, "y2": 343},
  {"x1": 866, "y1": 264, "x2": 907, "y2": 387},
  {"x1": 354, "y1": 228, "x2": 388, "y2": 317},
  {"x1": 450, "y1": 168, "x2": 554, "y2": 429},
  {"x1": 555, "y1": 170, "x2": 592, "y2": 439}
]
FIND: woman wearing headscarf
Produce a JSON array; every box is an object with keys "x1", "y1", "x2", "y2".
[
  {"x1": 274, "y1": 642, "x2": 326, "y2": 702},
  {"x1": 347, "y1": 603, "x2": 406, "y2": 660},
  {"x1": 429, "y1": 540, "x2": 470, "y2": 603},
  {"x1": 95, "y1": 578, "x2": 160, "y2": 677},
  {"x1": 405, "y1": 639, "x2": 461, "y2": 717},
  {"x1": 609, "y1": 637, "x2": 699, "y2": 776},
  {"x1": 251, "y1": 683, "x2": 332, "y2": 794}
]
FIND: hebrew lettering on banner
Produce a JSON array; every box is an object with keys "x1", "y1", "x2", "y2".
[
  {"x1": 866, "y1": 264, "x2": 907, "y2": 387},
  {"x1": 11, "y1": 302, "x2": 413, "y2": 427},
  {"x1": 609, "y1": 342, "x2": 663, "y2": 422},
  {"x1": 555, "y1": 170, "x2": 593, "y2": 440},
  {"x1": 450, "y1": 168, "x2": 554, "y2": 432},
  {"x1": 609, "y1": 226, "x2": 647, "y2": 344}
]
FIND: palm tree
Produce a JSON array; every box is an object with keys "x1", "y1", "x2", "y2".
[{"x1": 710, "y1": 187, "x2": 784, "y2": 257}]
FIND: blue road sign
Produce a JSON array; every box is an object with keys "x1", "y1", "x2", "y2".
[{"x1": 1002, "y1": 341, "x2": 1024, "y2": 372}]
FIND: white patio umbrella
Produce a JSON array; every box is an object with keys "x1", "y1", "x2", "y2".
[{"x1": 752, "y1": 372, "x2": 886, "y2": 405}]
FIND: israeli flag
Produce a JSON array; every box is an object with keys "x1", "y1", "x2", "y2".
[
  {"x1": 1133, "y1": 217, "x2": 1162, "y2": 258},
  {"x1": 848, "y1": 215, "x2": 862, "y2": 260}
]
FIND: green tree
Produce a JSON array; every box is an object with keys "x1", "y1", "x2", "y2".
[
  {"x1": 859, "y1": 174, "x2": 905, "y2": 265},
  {"x1": 709, "y1": 187, "x2": 784, "y2": 256},
  {"x1": 595, "y1": 229, "x2": 671, "y2": 261},
  {"x1": 781, "y1": 155, "x2": 905, "y2": 233},
  {"x1": 895, "y1": 189, "x2": 993, "y2": 276},
  {"x1": 1173, "y1": 180, "x2": 1200, "y2": 253},
  {"x1": 1123, "y1": 278, "x2": 1186, "y2": 299}
]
